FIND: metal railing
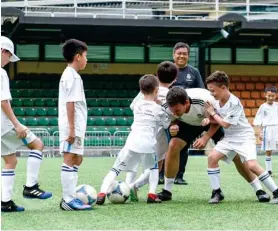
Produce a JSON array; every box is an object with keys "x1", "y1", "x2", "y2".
[{"x1": 2, "y1": 0, "x2": 278, "y2": 21}]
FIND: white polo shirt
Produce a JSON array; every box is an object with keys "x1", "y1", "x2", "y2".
[{"x1": 253, "y1": 102, "x2": 278, "y2": 127}]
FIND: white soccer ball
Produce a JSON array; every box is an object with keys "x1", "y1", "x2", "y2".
[
  {"x1": 76, "y1": 184, "x2": 97, "y2": 205},
  {"x1": 107, "y1": 181, "x2": 130, "y2": 204}
]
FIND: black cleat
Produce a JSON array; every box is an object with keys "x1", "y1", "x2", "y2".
[
  {"x1": 1, "y1": 200, "x2": 25, "y2": 212},
  {"x1": 209, "y1": 189, "x2": 224, "y2": 204},
  {"x1": 96, "y1": 193, "x2": 106, "y2": 205},
  {"x1": 270, "y1": 189, "x2": 278, "y2": 204},
  {"x1": 23, "y1": 184, "x2": 52, "y2": 199},
  {"x1": 174, "y1": 178, "x2": 188, "y2": 185},
  {"x1": 157, "y1": 189, "x2": 172, "y2": 201},
  {"x1": 147, "y1": 193, "x2": 162, "y2": 203},
  {"x1": 268, "y1": 171, "x2": 272, "y2": 176},
  {"x1": 256, "y1": 190, "x2": 270, "y2": 202}
]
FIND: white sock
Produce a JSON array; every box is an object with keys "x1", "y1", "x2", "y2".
[
  {"x1": 1, "y1": 169, "x2": 15, "y2": 202},
  {"x1": 61, "y1": 163, "x2": 74, "y2": 203},
  {"x1": 259, "y1": 171, "x2": 278, "y2": 193},
  {"x1": 73, "y1": 165, "x2": 79, "y2": 193},
  {"x1": 265, "y1": 156, "x2": 272, "y2": 172},
  {"x1": 207, "y1": 168, "x2": 220, "y2": 190},
  {"x1": 148, "y1": 168, "x2": 159, "y2": 194},
  {"x1": 133, "y1": 169, "x2": 150, "y2": 189},
  {"x1": 164, "y1": 177, "x2": 175, "y2": 192},
  {"x1": 26, "y1": 150, "x2": 42, "y2": 187},
  {"x1": 125, "y1": 172, "x2": 136, "y2": 185},
  {"x1": 100, "y1": 168, "x2": 119, "y2": 194},
  {"x1": 250, "y1": 177, "x2": 262, "y2": 192}
]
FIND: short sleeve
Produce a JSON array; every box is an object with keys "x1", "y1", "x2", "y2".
[
  {"x1": 156, "y1": 107, "x2": 171, "y2": 129},
  {"x1": 222, "y1": 102, "x2": 242, "y2": 125},
  {"x1": 130, "y1": 92, "x2": 144, "y2": 110},
  {"x1": 1, "y1": 71, "x2": 12, "y2": 101},
  {"x1": 253, "y1": 105, "x2": 263, "y2": 126}
]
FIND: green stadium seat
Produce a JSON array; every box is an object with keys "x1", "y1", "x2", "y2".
[
  {"x1": 49, "y1": 117, "x2": 58, "y2": 126},
  {"x1": 19, "y1": 80, "x2": 31, "y2": 89},
  {"x1": 26, "y1": 117, "x2": 38, "y2": 126},
  {"x1": 33, "y1": 90, "x2": 44, "y2": 97},
  {"x1": 21, "y1": 90, "x2": 33, "y2": 97},
  {"x1": 103, "y1": 108, "x2": 113, "y2": 116},
  {"x1": 31, "y1": 81, "x2": 40, "y2": 89},
  {"x1": 118, "y1": 90, "x2": 129, "y2": 98},
  {"x1": 99, "y1": 100, "x2": 110, "y2": 107},
  {"x1": 23, "y1": 99, "x2": 34, "y2": 106},
  {"x1": 108, "y1": 127, "x2": 118, "y2": 134},
  {"x1": 118, "y1": 126, "x2": 130, "y2": 132},
  {"x1": 87, "y1": 99, "x2": 99, "y2": 107},
  {"x1": 87, "y1": 117, "x2": 96, "y2": 126},
  {"x1": 91, "y1": 108, "x2": 102, "y2": 116},
  {"x1": 86, "y1": 90, "x2": 97, "y2": 97},
  {"x1": 43, "y1": 90, "x2": 54, "y2": 97},
  {"x1": 38, "y1": 118, "x2": 49, "y2": 126},
  {"x1": 106, "y1": 90, "x2": 118, "y2": 98},
  {"x1": 11, "y1": 99, "x2": 22, "y2": 107},
  {"x1": 25, "y1": 108, "x2": 37, "y2": 116},
  {"x1": 34, "y1": 99, "x2": 45, "y2": 106},
  {"x1": 127, "y1": 90, "x2": 138, "y2": 98},
  {"x1": 14, "y1": 108, "x2": 25, "y2": 116},
  {"x1": 41, "y1": 82, "x2": 52, "y2": 89},
  {"x1": 18, "y1": 117, "x2": 26, "y2": 125},
  {"x1": 113, "y1": 137, "x2": 126, "y2": 146},
  {"x1": 96, "y1": 90, "x2": 107, "y2": 98},
  {"x1": 113, "y1": 108, "x2": 124, "y2": 116},
  {"x1": 45, "y1": 99, "x2": 57, "y2": 107},
  {"x1": 87, "y1": 127, "x2": 98, "y2": 132},
  {"x1": 47, "y1": 126, "x2": 58, "y2": 135},
  {"x1": 48, "y1": 108, "x2": 58, "y2": 116},
  {"x1": 117, "y1": 117, "x2": 127, "y2": 126},
  {"x1": 121, "y1": 99, "x2": 132, "y2": 107},
  {"x1": 106, "y1": 117, "x2": 116, "y2": 126},
  {"x1": 110, "y1": 100, "x2": 121, "y2": 107},
  {"x1": 95, "y1": 117, "x2": 105, "y2": 126},
  {"x1": 127, "y1": 118, "x2": 133, "y2": 126},
  {"x1": 37, "y1": 108, "x2": 48, "y2": 116},
  {"x1": 11, "y1": 80, "x2": 20, "y2": 89},
  {"x1": 10, "y1": 89, "x2": 21, "y2": 98},
  {"x1": 124, "y1": 108, "x2": 133, "y2": 116},
  {"x1": 94, "y1": 127, "x2": 108, "y2": 132},
  {"x1": 52, "y1": 90, "x2": 59, "y2": 98}
]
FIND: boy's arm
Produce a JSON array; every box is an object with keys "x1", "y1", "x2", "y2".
[
  {"x1": 193, "y1": 123, "x2": 220, "y2": 149},
  {"x1": 66, "y1": 102, "x2": 75, "y2": 144}
]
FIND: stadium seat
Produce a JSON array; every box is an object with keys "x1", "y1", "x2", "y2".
[
  {"x1": 113, "y1": 108, "x2": 124, "y2": 116},
  {"x1": 118, "y1": 126, "x2": 130, "y2": 132},
  {"x1": 49, "y1": 117, "x2": 58, "y2": 126},
  {"x1": 45, "y1": 99, "x2": 57, "y2": 107},
  {"x1": 91, "y1": 108, "x2": 102, "y2": 116},
  {"x1": 43, "y1": 89, "x2": 54, "y2": 97},
  {"x1": 96, "y1": 90, "x2": 107, "y2": 98},
  {"x1": 87, "y1": 127, "x2": 98, "y2": 132},
  {"x1": 48, "y1": 108, "x2": 58, "y2": 116},
  {"x1": 87, "y1": 99, "x2": 99, "y2": 107},
  {"x1": 87, "y1": 117, "x2": 96, "y2": 126},
  {"x1": 11, "y1": 99, "x2": 22, "y2": 107},
  {"x1": 121, "y1": 99, "x2": 132, "y2": 107},
  {"x1": 41, "y1": 82, "x2": 52, "y2": 89},
  {"x1": 38, "y1": 118, "x2": 49, "y2": 126},
  {"x1": 26, "y1": 117, "x2": 38, "y2": 126},
  {"x1": 103, "y1": 108, "x2": 113, "y2": 116},
  {"x1": 110, "y1": 100, "x2": 121, "y2": 107},
  {"x1": 10, "y1": 89, "x2": 21, "y2": 98},
  {"x1": 25, "y1": 108, "x2": 37, "y2": 116},
  {"x1": 106, "y1": 90, "x2": 118, "y2": 98},
  {"x1": 18, "y1": 117, "x2": 26, "y2": 125},
  {"x1": 127, "y1": 118, "x2": 133, "y2": 126},
  {"x1": 86, "y1": 90, "x2": 97, "y2": 97},
  {"x1": 124, "y1": 108, "x2": 133, "y2": 116},
  {"x1": 108, "y1": 127, "x2": 118, "y2": 134},
  {"x1": 21, "y1": 89, "x2": 33, "y2": 97},
  {"x1": 117, "y1": 117, "x2": 127, "y2": 126},
  {"x1": 14, "y1": 108, "x2": 25, "y2": 116},
  {"x1": 99, "y1": 100, "x2": 110, "y2": 107},
  {"x1": 31, "y1": 81, "x2": 40, "y2": 89},
  {"x1": 34, "y1": 99, "x2": 45, "y2": 106},
  {"x1": 33, "y1": 90, "x2": 44, "y2": 97},
  {"x1": 95, "y1": 117, "x2": 105, "y2": 126},
  {"x1": 106, "y1": 117, "x2": 117, "y2": 126},
  {"x1": 23, "y1": 99, "x2": 34, "y2": 106},
  {"x1": 47, "y1": 126, "x2": 58, "y2": 135},
  {"x1": 37, "y1": 108, "x2": 48, "y2": 116}
]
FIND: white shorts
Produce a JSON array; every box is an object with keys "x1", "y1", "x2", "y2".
[
  {"x1": 1, "y1": 129, "x2": 37, "y2": 156},
  {"x1": 60, "y1": 137, "x2": 84, "y2": 155},
  {"x1": 214, "y1": 138, "x2": 257, "y2": 163},
  {"x1": 156, "y1": 129, "x2": 169, "y2": 162},
  {"x1": 261, "y1": 125, "x2": 278, "y2": 151},
  {"x1": 113, "y1": 147, "x2": 156, "y2": 172}
]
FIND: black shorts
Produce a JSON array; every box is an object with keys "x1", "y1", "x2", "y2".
[{"x1": 174, "y1": 121, "x2": 224, "y2": 146}]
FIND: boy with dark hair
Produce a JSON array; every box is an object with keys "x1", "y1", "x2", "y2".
[
  {"x1": 59, "y1": 39, "x2": 92, "y2": 210},
  {"x1": 205, "y1": 71, "x2": 278, "y2": 204},
  {"x1": 253, "y1": 86, "x2": 278, "y2": 176}
]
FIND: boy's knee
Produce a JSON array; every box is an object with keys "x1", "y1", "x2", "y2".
[{"x1": 4, "y1": 155, "x2": 17, "y2": 169}]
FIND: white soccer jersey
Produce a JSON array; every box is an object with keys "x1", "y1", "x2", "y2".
[
  {"x1": 1, "y1": 68, "x2": 14, "y2": 136},
  {"x1": 58, "y1": 66, "x2": 87, "y2": 141},
  {"x1": 166, "y1": 88, "x2": 215, "y2": 126},
  {"x1": 125, "y1": 98, "x2": 171, "y2": 154},
  {"x1": 214, "y1": 94, "x2": 255, "y2": 142},
  {"x1": 253, "y1": 102, "x2": 278, "y2": 127}
]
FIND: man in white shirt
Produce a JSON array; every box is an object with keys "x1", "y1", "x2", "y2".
[
  {"x1": 204, "y1": 71, "x2": 278, "y2": 204},
  {"x1": 1, "y1": 36, "x2": 52, "y2": 213}
]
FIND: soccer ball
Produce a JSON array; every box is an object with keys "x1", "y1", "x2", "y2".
[
  {"x1": 76, "y1": 184, "x2": 97, "y2": 205},
  {"x1": 107, "y1": 181, "x2": 130, "y2": 204}
]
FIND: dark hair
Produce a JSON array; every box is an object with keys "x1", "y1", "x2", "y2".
[
  {"x1": 157, "y1": 61, "x2": 178, "y2": 84},
  {"x1": 62, "y1": 39, "x2": 88, "y2": 63},
  {"x1": 139, "y1": 74, "x2": 159, "y2": 95},
  {"x1": 206, "y1": 71, "x2": 230, "y2": 88},
  {"x1": 265, "y1": 86, "x2": 277, "y2": 93},
  {"x1": 166, "y1": 86, "x2": 189, "y2": 107},
  {"x1": 173, "y1": 42, "x2": 190, "y2": 54}
]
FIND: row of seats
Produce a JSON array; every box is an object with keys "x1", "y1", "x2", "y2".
[
  {"x1": 18, "y1": 117, "x2": 133, "y2": 126},
  {"x1": 10, "y1": 80, "x2": 139, "y2": 90},
  {"x1": 14, "y1": 107, "x2": 133, "y2": 116},
  {"x1": 11, "y1": 99, "x2": 133, "y2": 107},
  {"x1": 10, "y1": 89, "x2": 138, "y2": 98}
]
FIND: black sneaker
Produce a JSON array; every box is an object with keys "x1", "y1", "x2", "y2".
[
  {"x1": 96, "y1": 193, "x2": 106, "y2": 205},
  {"x1": 268, "y1": 171, "x2": 272, "y2": 176},
  {"x1": 157, "y1": 189, "x2": 172, "y2": 201},
  {"x1": 23, "y1": 184, "x2": 52, "y2": 199},
  {"x1": 256, "y1": 190, "x2": 270, "y2": 202},
  {"x1": 174, "y1": 178, "x2": 188, "y2": 185},
  {"x1": 147, "y1": 193, "x2": 162, "y2": 203},
  {"x1": 1, "y1": 200, "x2": 25, "y2": 212},
  {"x1": 158, "y1": 176, "x2": 164, "y2": 185},
  {"x1": 209, "y1": 189, "x2": 224, "y2": 204},
  {"x1": 270, "y1": 189, "x2": 278, "y2": 204}
]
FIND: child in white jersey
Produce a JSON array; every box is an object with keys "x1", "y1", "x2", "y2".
[
  {"x1": 58, "y1": 39, "x2": 91, "y2": 211},
  {"x1": 204, "y1": 71, "x2": 278, "y2": 204},
  {"x1": 253, "y1": 86, "x2": 278, "y2": 176},
  {"x1": 97, "y1": 74, "x2": 171, "y2": 204}
]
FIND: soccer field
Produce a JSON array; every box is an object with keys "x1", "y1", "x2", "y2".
[{"x1": 2, "y1": 156, "x2": 278, "y2": 230}]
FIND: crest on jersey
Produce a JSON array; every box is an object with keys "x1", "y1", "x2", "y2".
[
  {"x1": 264, "y1": 110, "x2": 267, "y2": 116},
  {"x1": 186, "y1": 74, "x2": 191, "y2": 79}
]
